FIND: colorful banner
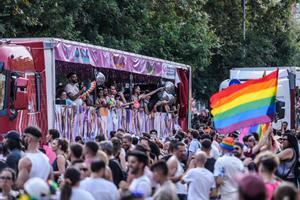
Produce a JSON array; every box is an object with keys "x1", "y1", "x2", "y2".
[
  {"x1": 54, "y1": 105, "x2": 177, "y2": 141},
  {"x1": 54, "y1": 41, "x2": 178, "y2": 79}
]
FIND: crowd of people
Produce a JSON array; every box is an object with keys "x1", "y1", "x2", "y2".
[
  {"x1": 56, "y1": 72, "x2": 178, "y2": 114},
  {"x1": 0, "y1": 119, "x2": 299, "y2": 200},
  {"x1": 2, "y1": 61, "x2": 300, "y2": 200}
]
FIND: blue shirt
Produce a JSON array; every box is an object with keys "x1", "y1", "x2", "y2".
[{"x1": 188, "y1": 139, "x2": 201, "y2": 155}]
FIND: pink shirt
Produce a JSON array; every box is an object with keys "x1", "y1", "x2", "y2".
[
  {"x1": 43, "y1": 145, "x2": 56, "y2": 165},
  {"x1": 265, "y1": 181, "x2": 281, "y2": 200}
]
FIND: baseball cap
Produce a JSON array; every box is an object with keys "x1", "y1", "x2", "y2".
[
  {"x1": 220, "y1": 137, "x2": 235, "y2": 151},
  {"x1": 24, "y1": 178, "x2": 50, "y2": 199},
  {"x1": 4, "y1": 131, "x2": 20, "y2": 141}
]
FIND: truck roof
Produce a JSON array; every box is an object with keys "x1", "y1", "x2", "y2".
[
  {"x1": 5, "y1": 38, "x2": 191, "y2": 71},
  {"x1": 230, "y1": 67, "x2": 300, "y2": 86},
  {"x1": 231, "y1": 66, "x2": 300, "y2": 72}
]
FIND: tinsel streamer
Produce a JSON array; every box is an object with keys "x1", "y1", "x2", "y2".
[
  {"x1": 154, "y1": 112, "x2": 160, "y2": 136},
  {"x1": 122, "y1": 108, "x2": 127, "y2": 130},
  {"x1": 128, "y1": 109, "x2": 133, "y2": 134},
  {"x1": 72, "y1": 106, "x2": 78, "y2": 141},
  {"x1": 54, "y1": 105, "x2": 176, "y2": 140},
  {"x1": 83, "y1": 107, "x2": 88, "y2": 140},
  {"x1": 133, "y1": 110, "x2": 139, "y2": 135},
  {"x1": 139, "y1": 111, "x2": 145, "y2": 134},
  {"x1": 111, "y1": 108, "x2": 118, "y2": 131},
  {"x1": 62, "y1": 106, "x2": 67, "y2": 139},
  {"x1": 165, "y1": 113, "x2": 172, "y2": 138},
  {"x1": 107, "y1": 110, "x2": 112, "y2": 134},
  {"x1": 117, "y1": 108, "x2": 122, "y2": 130},
  {"x1": 87, "y1": 107, "x2": 91, "y2": 139}
]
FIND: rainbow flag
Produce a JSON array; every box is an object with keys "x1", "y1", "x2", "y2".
[
  {"x1": 210, "y1": 70, "x2": 278, "y2": 134},
  {"x1": 239, "y1": 123, "x2": 270, "y2": 142}
]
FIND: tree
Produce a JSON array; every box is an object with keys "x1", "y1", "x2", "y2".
[
  {"x1": 203, "y1": 0, "x2": 300, "y2": 103},
  {"x1": 0, "y1": 0, "x2": 299, "y2": 103}
]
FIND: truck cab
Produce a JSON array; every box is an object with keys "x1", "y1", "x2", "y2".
[{"x1": 0, "y1": 41, "x2": 31, "y2": 134}]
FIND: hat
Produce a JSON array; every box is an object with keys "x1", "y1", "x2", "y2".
[
  {"x1": 24, "y1": 178, "x2": 50, "y2": 199},
  {"x1": 5, "y1": 131, "x2": 20, "y2": 141},
  {"x1": 220, "y1": 137, "x2": 235, "y2": 151}
]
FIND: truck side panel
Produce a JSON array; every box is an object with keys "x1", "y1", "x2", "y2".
[{"x1": 11, "y1": 41, "x2": 48, "y2": 141}]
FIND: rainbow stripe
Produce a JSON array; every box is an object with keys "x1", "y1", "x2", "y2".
[
  {"x1": 239, "y1": 123, "x2": 270, "y2": 142},
  {"x1": 211, "y1": 70, "x2": 278, "y2": 134}
]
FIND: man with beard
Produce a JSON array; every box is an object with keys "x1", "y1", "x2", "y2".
[
  {"x1": 16, "y1": 126, "x2": 51, "y2": 188},
  {"x1": 233, "y1": 142, "x2": 245, "y2": 161},
  {"x1": 122, "y1": 134, "x2": 134, "y2": 154},
  {"x1": 80, "y1": 160, "x2": 119, "y2": 200},
  {"x1": 64, "y1": 72, "x2": 85, "y2": 105},
  {"x1": 127, "y1": 150, "x2": 151, "y2": 198},
  {"x1": 151, "y1": 161, "x2": 178, "y2": 200},
  {"x1": 167, "y1": 142, "x2": 187, "y2": 200}
]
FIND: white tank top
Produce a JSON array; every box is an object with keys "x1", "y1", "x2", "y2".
[
  {"x1": 25, "y1": 151, "x2": 51, "y2": 181},
  {"x1": 173, "y1": 157, "x2": 187, "y2": 194}
]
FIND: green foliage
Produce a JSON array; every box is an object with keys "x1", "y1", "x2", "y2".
[
  {"x1": 202, "y1": 0, "x2": 300, "y2": 103},
  {"x1": 0, "y1": 0, "x2": 299, "y2": 103}
]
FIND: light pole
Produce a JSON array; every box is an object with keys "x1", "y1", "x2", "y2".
[
  {"x1": 243, "y1": 0, "x2": 246, "y2": 41},
  {"x1": 242, "y1": 0, "x2": 246, "y2": 59}
]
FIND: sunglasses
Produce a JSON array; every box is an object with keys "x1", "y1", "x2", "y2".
[
  {"x1": 0, "y1": 176, "x2": 12, "y2": 180},
  {"x1": 80, "y1": 168, "x2": 88, "y2": 172}
]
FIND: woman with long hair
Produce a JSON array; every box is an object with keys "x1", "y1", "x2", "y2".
[
  {"x1": 276, "y1": 133, "x2": 299, "y2": 186},
  {"x1": 60, "y1": 168, "x2": 94, "y2": 200},
  {"x1": 51, "y1": 138, "x2": 69, "y2": 182}
]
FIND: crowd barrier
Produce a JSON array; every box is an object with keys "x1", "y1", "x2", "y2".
[{"x1": 54, "y1": 105, "x2": 177, "y2": 141}]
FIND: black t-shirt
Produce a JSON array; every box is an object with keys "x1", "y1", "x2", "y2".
[
  {"x1": 149, "y1": 141, "x2": 160, "y2": 160},
  {"x1": 204, "y1": 157, "x2": 216, "y2": 173},
  {"x1": 0, "y1": 161, "x2": 6, "y2": 172},
  {"x1": 109, "y1": 159, "x2": 125, "y2": 188},
  {"x1": 148, "y1": 94, "x2": 160, "y2": 112},
  {"x1": 147, "y1": 94, "x2": 157, "y2": 111},
  {"x1": 6, "y1": 149, "x2": 22, "y2": 174},
  {"x1": 161, "y1": 154, "x2": 172, "y2": 162}
]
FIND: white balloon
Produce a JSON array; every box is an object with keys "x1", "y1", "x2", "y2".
[
  {"x1": 165, "y1": 81, "x2": 175, "y2": 94},
  {"x1": 96, "y1": 72, "x2": 105, "y2": 85},
  {"x1": 166, "y1": 93, "x2": 175, "y2": 105},
  {"x1": 158, "y1": 91, "x2": 169, "y2": 101}
]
